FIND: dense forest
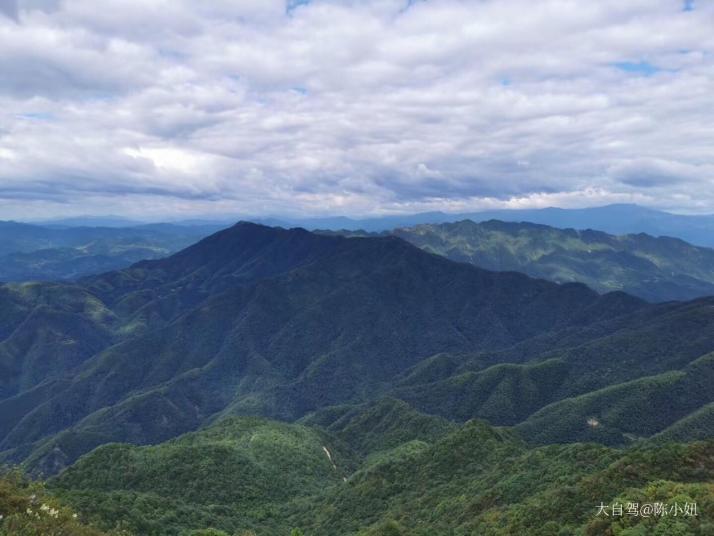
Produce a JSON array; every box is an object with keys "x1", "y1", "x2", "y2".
[{"x1": 1, "y1": 223, "x2": 713, "y2": 535}]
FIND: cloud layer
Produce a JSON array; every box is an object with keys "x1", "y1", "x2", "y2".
[{"x1": 0, "y1": 0, "x2": 713, "y2": 219}]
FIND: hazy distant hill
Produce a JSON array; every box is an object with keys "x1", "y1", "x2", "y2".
[
  {"x1": 269, "y1": 204, "x2": 714, "y2": 247},
  {"x1": 392, "y1": 219, "x2": 714, "y2": 302},
  {"x1": 0, "y1": 221, "x2": 223, "y2": 281},
  {"x1": 461, "y1": 204, "x2": 714, "y2": 248}
]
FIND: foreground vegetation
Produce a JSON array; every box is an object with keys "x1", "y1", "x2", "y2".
[{"x1": 0, "y1": 469, "x2": 122, "y2": 535}]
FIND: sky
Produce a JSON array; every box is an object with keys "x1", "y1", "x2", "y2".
[{"x1": 0, "y1": 0, "x2": 713, "y2": 220}]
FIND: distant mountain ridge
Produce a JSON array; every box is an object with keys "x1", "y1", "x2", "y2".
[
  {"x1": 0, "y1": 220, "x2": 224, "y2": 282},
  {"x1": 256, "y1": 204, "x2": 714, "y2": 247},
  {"x1": 390, "y1": 219, "x2": 714, "y2": 302},
  {"x1": 4, "y1": 203, "x2": 714, "y2": 285},
  {"x1": 24, "y1": 203, "x2": 714, "y2": 247}
]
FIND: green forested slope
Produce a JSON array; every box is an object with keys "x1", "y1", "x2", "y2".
[
  {"x1": 46, "y1": 413, "x2": 714, "y2": 536},
  {"x1": 387, "y1": 298, "x2": 714, "y2": 443},
  {"x1": 515, "y1": 352, "x2": 714, "y2": 445},
  {"x1": 297, "y1": 422, "x2": 714, "y2": 535},
  {"x1": 300, "y1": 397, "x2": 456, "y2": 456},
  {"x1": 51, "y1": 417, "x2": 353, "y2": 536},
  {"x1": 393, "y1": 219, "x2": 714, "y2": 302}
]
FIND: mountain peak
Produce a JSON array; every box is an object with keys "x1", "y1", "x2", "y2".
[{"x1": 87, "y1": 222, "x2": 346, "y2": 305}]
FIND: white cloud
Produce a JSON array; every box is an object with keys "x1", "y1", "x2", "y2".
[
  {"x1": 0, "y1": 0, "x2": 18, "y2": 20},
  {"x1": 0, "y1": 0, "x2": 712, "y2": 219}
]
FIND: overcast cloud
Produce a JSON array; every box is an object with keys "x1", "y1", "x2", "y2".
[{"x1": 0, "y1": 0, "x2": 712, "y2": 219}]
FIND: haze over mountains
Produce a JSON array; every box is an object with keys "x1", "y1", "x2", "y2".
[
  {"x1": 0, "y1": 221, "x2": 224, "y2": 282},
  {"x1": 258, "y1": 204, "x2": 714, "y2": 248},
  {"x1": 26, "y1": 204, "x2": 714, "y2": 245}
]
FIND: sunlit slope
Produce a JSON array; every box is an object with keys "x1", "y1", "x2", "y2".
[{"x1": 394, "y1": 219, "x2": 714, "y2": 302}]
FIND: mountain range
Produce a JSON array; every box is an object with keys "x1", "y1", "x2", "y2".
[
  {"x1": 389, "y1": 219, "x2": 714, "y2": 302},
  {"x1": 260, "y1": 204, "x2": 714, "y2": 248},
  {"x1": 0, "y1": 223, "x2": 643, "y2": 470},
  {"x1": 29, "y1": 204, "x2": 714, "y2": 247},
  {"x1": 7, "y1": 209, "x2": 714, "y2": 306},
  {"x1": 1, "y1": 222, "x2": 713, "y2": 535}
]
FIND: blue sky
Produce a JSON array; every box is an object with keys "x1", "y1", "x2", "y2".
[
  {"x1": 0, "y1": 0, "x2": 713, "y2": 220},
  {"x1": 613, "y1": 61, "x2": 662, "y2": 76}
]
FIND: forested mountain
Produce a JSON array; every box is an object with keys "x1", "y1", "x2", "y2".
[
  {"x1": 2, "y1": 223, "x2": 646, "y2": 472},
  {"x1": 456, "y1": 204, "x2": 714, "y2": 248},
  {"x1": 6, "y1": 207, "x2": 714, "y2": 298},
  {"x1": 390, "y1": 220, "x2": 714, "y2": 302},
  {"x1": 1, "y1": 223, "x2": 713, "y2": 535}
]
